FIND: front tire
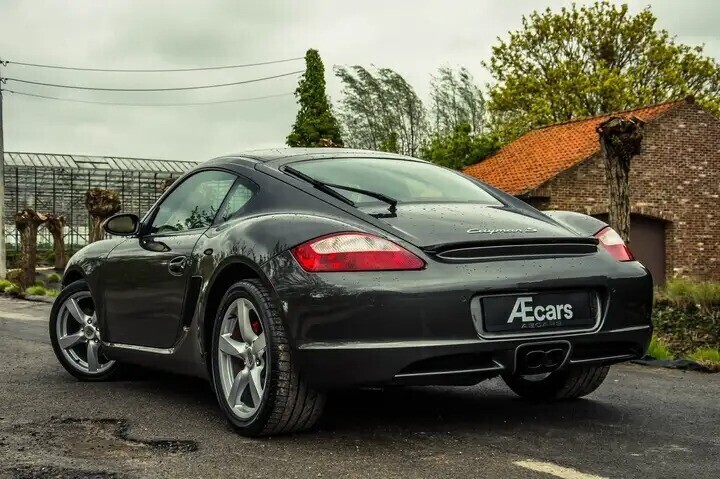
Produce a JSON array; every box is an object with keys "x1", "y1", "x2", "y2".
[
  {"x1": 210, "y1": 279, "x2": 325, "y2": 437},
  {"x1": 503, "y1": 365, "x2": 610, "y2": 401},
  {"x1": 49, "y1": 280, "x2": 119, "y2": 381}
]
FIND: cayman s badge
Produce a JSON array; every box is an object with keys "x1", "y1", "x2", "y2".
[{"x1": 466, "y1": 227, "x2": 539, "y2": 235}]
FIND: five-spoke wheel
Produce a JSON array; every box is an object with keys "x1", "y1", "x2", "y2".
[
  {"x1": 211, "y1": 279, "x2": 325, "y2": 436},
  {"x1": 217, "y1": 298, "x2": 267, "y2": 419},
  {"x1": 50, "y1": 280, "x2": 118, "y2": 381}
]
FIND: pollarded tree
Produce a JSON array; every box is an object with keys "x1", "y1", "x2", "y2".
[
  {"x1": 287, "y1": 49, "x2": 344, "y2": 147},
  {"x1": 15, "y1": 208, "x2": 47, "y2": 289},
  {"x1": 485, "y1": 1, "x2": 720, "y2": 141},
  {"x1": 596, "y1": 116, "x2": 645, "y2": 243},
  {"x1": 85, "y1": 188, "x2": 121, "y2": 243},
  {"x1": 160, "y1": 177, "x2": 177, "y2": 192},
  {"x1": 45, "y1": 214, "x2": 67, "y2": 270}
]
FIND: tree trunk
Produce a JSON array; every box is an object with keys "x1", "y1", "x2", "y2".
[
  {"x1": 596, "y1": 116, "x2": 645, "y2": 244},
  {"x1": 15, "y1": 208, "x2": 48, "y2": 290},
  {"x1": 89, "y1": 216, "x2": 105, "y2": 243},
  {"x1": 45, "y1": 214, "x2": 67, "y2": 270},
  {"x1": 85, "y1": 188, "x2": 122, "y2": 243}
]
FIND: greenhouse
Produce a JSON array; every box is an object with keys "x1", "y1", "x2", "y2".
[{"x1": 3, "y1": 152, "x2": 197, "y2": 262}]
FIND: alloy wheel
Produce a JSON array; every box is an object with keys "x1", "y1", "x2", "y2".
[
  {"x1": 55, "y1": 291, "x2": 115, "y2": 374},
  {"x1": 217, "y1": 298, "x2": 268, "y2": 419}
]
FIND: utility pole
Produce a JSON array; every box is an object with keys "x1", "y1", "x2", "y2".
[{"x1": 0, "y1": 59, "x2": 6, "y2": 279}]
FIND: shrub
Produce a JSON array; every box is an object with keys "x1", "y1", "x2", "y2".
[
  {"x1": 34, "y1": 279, "x2": 45, "y2": 287},
  {"x1": 0, "y1": 279, "x2": 13, "y2": 292},
  {"x1": 664, "y1": 278, "x2": 695, "y2": 307},
  {"x1": 647, "y1": 336, "x2": 674, "y2": 361},
  {"x1": 653, "y1": 278, "x2": 720, "y2": 357},
  {"x1": 25, "y1": 286, "x2": 47, "y2": 296},
  {"x1": 652, "y1": 302, "x2": 720, "y2": 356},
  {"x1": 46, "y1": 273, "x2": 62, "y2": 284},
  {"x1": 664, "y1": 278, "x2": 720, "y2": 312},
  {"x1": 5, "y1": 284, "x2": 21, "y2": 295},
  {"x1": 690, "y1": 282, "x2": 720, "y2": 314},
  {"x1": 46, "y1": 289, "x2": 60, "y2": 298}
]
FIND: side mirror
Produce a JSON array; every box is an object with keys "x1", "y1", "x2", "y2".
[{"x1": 103, "y1": 213, "x2": 140, "y2": 236}]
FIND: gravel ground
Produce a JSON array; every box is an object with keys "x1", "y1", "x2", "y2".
[{"x1": 0, "y1": 297, "x2": 718, "y2": 478}]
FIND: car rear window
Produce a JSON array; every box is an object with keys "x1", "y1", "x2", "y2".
[{"x1": 288, "y1": 158, "x2": 502, "y2": 205}]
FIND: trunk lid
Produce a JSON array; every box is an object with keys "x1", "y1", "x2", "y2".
[{"x1": 361, "y1": 203, "x2": 586, "y2": 249}]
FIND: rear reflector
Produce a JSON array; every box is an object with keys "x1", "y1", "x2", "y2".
[
  {"x1": 291, "y1": 233, "x2": 425, "y2": 272},
  {"x1": 595, "y1": 227, "x2": 634, "y2": 262}
]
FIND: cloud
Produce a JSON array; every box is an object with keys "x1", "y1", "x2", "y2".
[{"x1": 0, "y1": 0, "x2": 718, "y2": 161}]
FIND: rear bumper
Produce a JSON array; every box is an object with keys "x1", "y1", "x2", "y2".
[
  {"x1": 262, "y1": 251, "x2": 653, "y2": 389},
  {"x1": 295, "y1": 325, "x2": 651, "y2": 388}
]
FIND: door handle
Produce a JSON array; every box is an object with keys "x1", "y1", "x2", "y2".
[{"x1": 168, "y1": 256, "x2": 187, "y2": 276}]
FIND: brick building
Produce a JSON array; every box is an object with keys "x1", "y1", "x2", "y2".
[{"x1": 463, "y1": 97, "x2": 720, "y2": 284}]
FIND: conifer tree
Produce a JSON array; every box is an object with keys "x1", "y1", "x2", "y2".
[{"x1": 287, "y1": 49, "x2": 343, "y2": 147}]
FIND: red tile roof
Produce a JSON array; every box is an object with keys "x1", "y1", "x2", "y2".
[{"x1": 463, "y1": 99, "x2": 686, "y2": 195}]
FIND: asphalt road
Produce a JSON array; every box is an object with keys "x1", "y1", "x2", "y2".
[{"x1": 0, "y1": 297, "x2": 718, "y2": 479}]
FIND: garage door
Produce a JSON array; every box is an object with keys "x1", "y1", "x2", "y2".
[{"x1": 595, "y1": 214, "x2": 666, "y2": 285}]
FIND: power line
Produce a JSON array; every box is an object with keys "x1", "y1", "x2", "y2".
[
  {"x1": 3, "y1": 70, "x2": 303, "y2": 92},
  {"x1": 4, "y1": 89, "x2": 294, "y2": 106},
  {"x1": 0, "y1": 56, "x2": 304, "y2": 72}
]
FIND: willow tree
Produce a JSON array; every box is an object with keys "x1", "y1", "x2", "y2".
[
  {"x1": 45, "y1": 214, "x2": 67, "y2": 270},
  {"x1": 596, "y1": 116, "x2": 645, "y2": 243},
  {"x1": 15, "y1": 208, "x2": 47, "y2": 289},
  {"x1": 430, "y1": 67, "x2": 486, "y2": 135},
  {"x1": 335, "y1": 65, "x2": 428, "y2": 157},
  {"x1": 85, "y1": 188, "x2": 121, "y2": 243},
  {"x1": 287, "y1": 49, "x2": 344, "y2": 147}
]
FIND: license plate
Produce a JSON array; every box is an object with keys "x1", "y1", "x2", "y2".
[{"x1": 481, "y1": 290, "x2": 596, "y2": 334}]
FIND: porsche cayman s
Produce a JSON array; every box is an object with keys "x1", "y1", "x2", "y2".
[{"x1": 50, "y1": 148, "x2": 653, "y2": 436}]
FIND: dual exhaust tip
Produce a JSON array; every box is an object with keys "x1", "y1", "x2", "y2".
[
  {"x1": 516, "y1": 342, "x2": 571, "y2": 374},
  {"x1": 524, "y1": 348, "x2": 566, "y2": 370}
]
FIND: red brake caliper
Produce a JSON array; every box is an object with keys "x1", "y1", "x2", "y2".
[{"x1": 250, "y1": 318, "x2": 262, "y2": 336}]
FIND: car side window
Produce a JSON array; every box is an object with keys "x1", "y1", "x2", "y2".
[
  {"x1": 218, "y1": 181, "x2": 255, "y2": 222},
  {"x1": 150, "y1": 170, "x2": 236, "y2": 234}
]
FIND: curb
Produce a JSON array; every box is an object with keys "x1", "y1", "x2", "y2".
[
  {"x1": 23, "y1": 295, "x2": 56, "y2": 304},
  {"x1": 0, "y1": 293, "x2": 55, "y2": 304},
  {"x1": 632, "y1": 357, "x2": 718, "y2": 373}
]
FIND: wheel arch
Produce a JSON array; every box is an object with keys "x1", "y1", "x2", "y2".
[
  {"x1": 199, "y1": 257, "x2": 280, "y2": 368},
  {"x1": 62, "y1": 267, "x2": 85, "y2": 288}
]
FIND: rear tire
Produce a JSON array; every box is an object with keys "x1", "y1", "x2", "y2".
[
  {"x1": 210, "y1": 279, "x2": 325, "y2": 437},
  {"x1": 503, "y1": 365, "x2": 610, "y2": 400}
]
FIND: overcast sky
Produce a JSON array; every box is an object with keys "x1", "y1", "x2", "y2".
[{"x1": 1, "y1": 0, "x2": 719, "y2": 162}]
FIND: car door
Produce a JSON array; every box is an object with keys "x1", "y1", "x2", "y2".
[{"x1": 101, "y1": 169, "x2": 237, "y2": 349}]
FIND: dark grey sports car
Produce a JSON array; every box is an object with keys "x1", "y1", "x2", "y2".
[{"x1": 50, "y1": 148, "x2": 652, "y2": 436}]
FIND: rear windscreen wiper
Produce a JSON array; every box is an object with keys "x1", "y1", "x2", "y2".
[
  {"x1": 284, "y1": 166, "x2": 356, "y2": 207},
  {"x1": 284, "y1": 166, "x2": 398, "y2": 213}
]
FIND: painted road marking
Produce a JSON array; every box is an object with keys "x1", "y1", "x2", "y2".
[{"x1": 513, "y1": 460, "x2": 608, "y2": 479}]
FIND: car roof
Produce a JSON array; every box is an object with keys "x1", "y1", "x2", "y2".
[{"x1": 203, "y1": 148, "x2": 425, "y2": 169}]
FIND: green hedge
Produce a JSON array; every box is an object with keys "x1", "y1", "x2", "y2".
[
  {"x1": 653, "y1": 279, "x2": 720, "y2": 357},
  {"x1": 652, "y1": 301, "x2": 720, "y2": 355}
]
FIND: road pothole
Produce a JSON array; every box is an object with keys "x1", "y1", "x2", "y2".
[{"x1": 2, "y1": 417, "x2": 198, "y2": 477}]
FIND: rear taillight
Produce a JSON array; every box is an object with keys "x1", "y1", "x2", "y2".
[
  {"x1": 595, "y1": 227, "x2": 634, "y2": 262},
  {"x1": 291, "y1": 233, "x2": 425, "y2": 272}
]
